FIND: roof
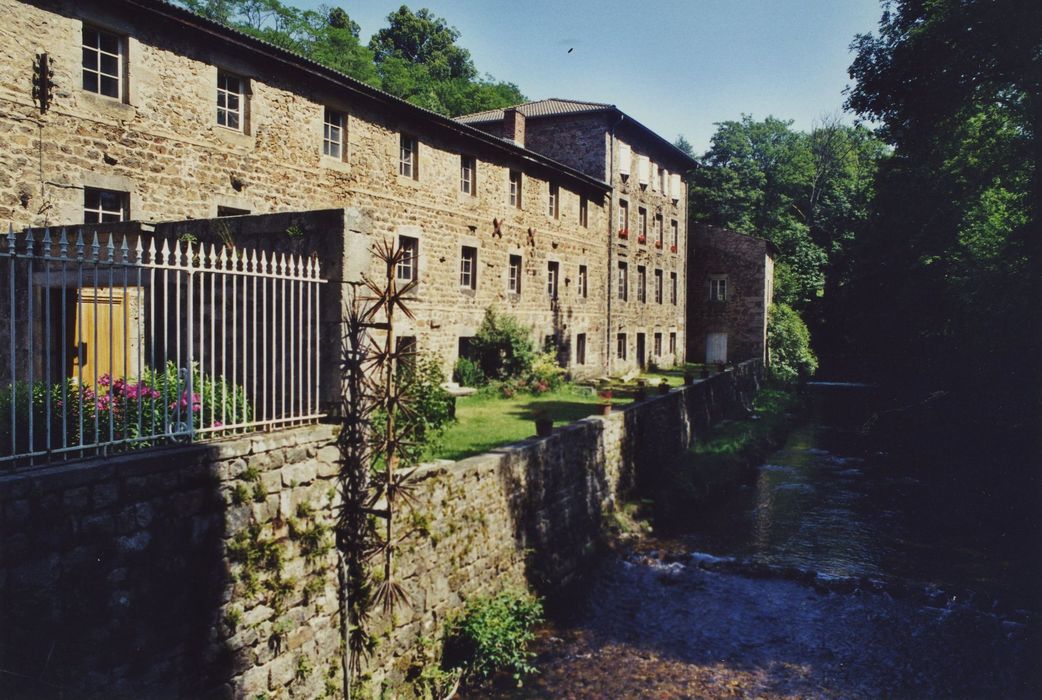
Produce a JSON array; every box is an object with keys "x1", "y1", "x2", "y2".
[
  {"x1": 106, "y1": 0, "x2": 610, "y2": 194},
  {"x1": 455, "y1": 98, "x2": 613, "y2": 124},
  {"x1": 692, "y1": 224, "x2": 780, "y2": 256},
  {"x1": 456, "y1": 98, "x2": 699, "y2": 170}
]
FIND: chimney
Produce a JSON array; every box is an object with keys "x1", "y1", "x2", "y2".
[{"x1": 504, "y1": 107, "x2": 525, "y2": 147}]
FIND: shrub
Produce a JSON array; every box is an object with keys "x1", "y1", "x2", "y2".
[
  {"x1": 470, "y1": 308, "x2": 535, "y2": 381},
  {"x1": 443, "y1": 589, "x2": 543, "y2": 685},
  {"x1": 373, "y1": 352, "x2": 454, "y2": 465},
  {"x1": 767, "y1": 303, "x2": 819, "y2": 383},
  {"x1": 453, "y1": 356, "x2": 485, "y2": 387},
  {"x1": 526, "y1": 351, "x2": 565, "y2": 393}
]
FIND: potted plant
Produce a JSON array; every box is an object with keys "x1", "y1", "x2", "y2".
[
  {"x1": 534, "y1": 409, "x2": 553, "y2": 437},
  {"x1": 598, "y1": 388, "x2": 613, "y2": 416},
  {"x1": 670, "y1": 244, "x2": 678, "y2": 253},
  {"x1": 618, "y1": 228, "x2": 629, "y2": 240},
  {"x1": 657, "y1": 379, "x2": 670, "y2": 395}
]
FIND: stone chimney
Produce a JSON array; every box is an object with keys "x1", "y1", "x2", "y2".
[{"x1": 504, "y1": 107, "x2": 525, "y2": 147}]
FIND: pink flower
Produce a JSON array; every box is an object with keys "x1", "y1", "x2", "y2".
[
  {"x1": 212, "y1": 420, "x2": 223, "y2": 428},
  {"x1": 98, "y1": 374, "x2": 111, "y2": 388}
]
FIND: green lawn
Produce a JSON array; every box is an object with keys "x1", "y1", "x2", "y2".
[{"x1": 427, "y1": 384, "x2": 633, "y2": 462}]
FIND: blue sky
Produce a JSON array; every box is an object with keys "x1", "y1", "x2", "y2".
[{"x1": 297, "y1": 0, "x2": 884, "y2": 153}]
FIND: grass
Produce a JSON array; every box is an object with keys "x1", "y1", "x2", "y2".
[{"x1": 427, "y1": 384, "x2": 633, "y2": 462}]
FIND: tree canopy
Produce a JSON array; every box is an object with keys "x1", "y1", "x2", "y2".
[{"x1": 177, "y1": 1, "x2": 525, "y2": 115}]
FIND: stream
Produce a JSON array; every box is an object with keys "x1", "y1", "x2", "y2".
[{"x1": 464, "y1": 385, "x2": 1042, "y2": 699}]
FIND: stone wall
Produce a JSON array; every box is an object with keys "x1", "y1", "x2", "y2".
[
  {"x1": 687, "y1": 224, "x2": 774, "y2": 364},
  {"x1": 0, "y1": 362, "x2": 763, "y2": 698}
]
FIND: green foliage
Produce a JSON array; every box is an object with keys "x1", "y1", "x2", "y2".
[
  {"x1": 0, "y1": 362, "x2": 250, "y2": 458},
  {"x1": 452, "y1": 356, "x2": 485, "y2": 387},
  {"x1": 526, "y1": 351, "x2": 565, "y2": 393},
  {"x1": 767, "y1": 303, "x2": 818, "y2": 383},
  {"x1": 471, "y1": 308, "x2": 535, "y2": 382},
  {"x1": 443, "y1": 590, "x2": 543, "y2": 685}
]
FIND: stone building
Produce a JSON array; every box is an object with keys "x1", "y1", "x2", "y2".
[
  {"x1": 458, "y1": 99, "x2": 696, "y2": 372},
  {"x1": 0, "y1": 0, "x2": 703, "y2": 381},
  {"x1": 686, "y1": 224, "x2": 776, "y2": 364}
]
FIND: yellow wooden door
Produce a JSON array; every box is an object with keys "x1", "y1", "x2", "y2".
[{"x1": 71, "y1": 288, "x2": 128, "y2": 383}]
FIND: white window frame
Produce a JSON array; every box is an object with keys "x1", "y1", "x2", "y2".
[
  {"x1": 82, "y1": 26, "x2": 123, "y2": 100},
  {"x1": 548, "y1": 183, "x2": 559, "y2": 218},
  {"x1": 547, "y1": 260, "x2": 560, "y2": 298},
  {"x1": 710, "y1": 276, "x2": 727, "y2": 302},
  {"x1": 508, "y1": 254, "x2": 522, "y2": 294},
  {"x1": 578, "y1": 264, "x2": 588, "y2": 298},
  {"x1": 579, "y1": 197, "x2": 588, "y2": 228},
  {"x1": 638, "y1": 207, "x2": 647, "y2": 242},
  {"x1": 397, "y1": 235, "x2": 418, "y2": 282},
  {"x1": 654, "y1": 269, "x2": 663, "y2": 304},
  {"x1": 670, "y1": 272, "x2": 678, "y2": 305},
  {"x1": 617, "y1": 333, "x2": 627, "y2": 360},
  {"x1": 216, "y1": 71, "x2": 244, "y2": 131},
  {"x1": 671, "y1": 220, "x2": 679, "y2": 250},
  {"x1": 654, "y1": 332, "x2": 662, "y2": 356},
  {"x1": 460, "y1": 246, "x2": 477, "y2": 289},
  {"x1": 637, "y1": 265, "x2": 647, "y2": 303},
  {"x1": 460, "y1": 155, "x2": 476, "y2": 196},
  {"x1": 618, "y1": 200, "x2": 628, "y2": 234},
  {"x1": 400, "y1": 134, "x2": 418, "y2": 179},
  {"x1": 509, "y1": 170, "x2": 522, "y2": 208},
  {"x1": 618, "y1": 262, "x2": 628, "y2": 301},
  {"x1": 323, "y1": 108, "x2": 345, "y2": 160},
  {"x1": 83, "y1": 187, "x2": 128, "y2": 223}
]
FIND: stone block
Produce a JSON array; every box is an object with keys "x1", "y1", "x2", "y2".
[
  {"x1": 268, "y1": 652, "x2": 297, "y2": 689},
  {"x1": 237, "y1": 664, "x2": 269, "y2": 698},
  {"x1": 282, "y1": 460, "x2": 317, "y2": 487}
]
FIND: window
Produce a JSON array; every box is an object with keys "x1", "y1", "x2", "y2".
[
  {"x1": 579, "y1": 197, "x2": 588, "y2": 228},
  {"x1": 655, "y1": 269, "x2": 663, "y2": 304},
  {"x1": 508, "y1": 254, "x2": 522, "y2": 294},
  {"x1": 618, "y1": 200, "x2": 628, "y2": 235},
  {"x1": 617, "y1": 333, "x2": 627, "y2": 360},
  {"x1": 397, "y1": 235, "x2": 418, "y2": 282},
  {"x1": 638, "y1": 207, "x2": 647, "y2": 243},
  {"x1": 83, "y1": 188, "x2": 128, "y2": 223},
  {"x1": 659, "y1": 167, "x2": 666, "y2": 193},
  {"x1": 547, "y1": 261, "x2": 559, "y2": 299},
  {"x1": 82, "y1": 26, "x2": 122, "y2": 99},
  {"x1": 671, "y1": 220, "x2": 679, "y2": 251},
  {"x1": 576, "y1": 333, "x2": 587, "y2": 365},
  {"x1": 460, "y1": 246, "x2": 477, "y2": 289},
  {"x1": 710, "y1": 276, "x2": 727, "y2": 302},
  {"x1": 637, "y1": 265, "x2": 646, "y2": 303},
  {"x1": 216, "y1": 71, "x2": 244, "y2": 131},
  {"x1": 217, "y1": 205, "x2": 250, "y2": 217},
  {"x1": 399, "y1": 134, "x2": 418, "y2": 179},
  {"x1": 460, "y1": 155, "x2": 476, "y2": 196},
  {"x1": 323, "y1": 108, "x2": 345, "y2": 160},
  {"x1": 655, "y1": 214, "x2": 664, "y2": 248},
  {"x1": 509, "y1": 170, "x2": 522, "y2": 208},
  {"x1": 654, "y1": 333, "x2": 662, "y2": 356},
  {"x1": 670, "y1": 272, "x2": 678, "y2": 305},
  {"x1": 397, "y1": 336, "x2": 417, "y2": 370},
  {"x1": 578, "y1": 264, "x2": 588, "y2": 298},
  {"x1": 669, "y1": 332, "x2": 677, "y2": 355},
  {"x1": 548, "y1": 183, "x2": 559, "y2": 218},
  {"x1": 617, "y1": 261, "x2": 628, "y2": 301}
]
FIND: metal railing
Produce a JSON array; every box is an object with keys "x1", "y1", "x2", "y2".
[{"x1": 1, "y1": 225, "x2": 325, "y2": 468}]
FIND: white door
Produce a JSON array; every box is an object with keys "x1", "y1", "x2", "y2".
[{"x1": 706, "y1": 333, "x2": 728, "y2": 364}]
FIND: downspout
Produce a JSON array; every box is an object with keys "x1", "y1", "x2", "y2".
[{"x1": 606, "y1": 113, "x2": 625, "y2": 376}]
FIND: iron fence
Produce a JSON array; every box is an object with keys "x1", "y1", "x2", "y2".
[{"x1": 1, "y1": 224, "x2": 325, "y2": 468}]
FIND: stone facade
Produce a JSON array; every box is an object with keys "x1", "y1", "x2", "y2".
[
  {"x1": 460, "y1": 104, "x2": 694, "y2": 373},
  {"x1": 0, "y1": 362, "x2": 764, "y2": 698},
  {"x1": 1, "y1": 0, "x2": 614, "y2": 378},
  {"x1": 686, "y1": 224, "x2": 776, "y2": 364}
]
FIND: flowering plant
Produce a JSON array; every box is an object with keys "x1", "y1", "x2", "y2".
[{"x1": 618, "y1": 228, "x2": 629, "y2": 239}]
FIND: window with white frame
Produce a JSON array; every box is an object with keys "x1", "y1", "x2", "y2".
[
  {"x1": 710, "y1": 275, "x2": 727, "y2": 302},
  {"x1": 670, "y1": 272, "x2": 678, "y2": 304},
  {"x1": 578, "y1": 264, "x2": 588, "y2": 298},
  {"x1": 323, "y1": 108, "x2": 345, "y2": 160},
  {"x1": 547, "y1": 261, "x2": 559, "y2": 298},
  {"x1": 83, "y1": 188, "x2": 128, "y2": 223},
  {"x1": 82, "y1": 26, "x2": 122, "y2": 99},
  {"x1": 671, "y1": 220, "x2": 679, "y2": 250},
  {"x1": 548, "y1": 183, "x2": 559, "y2": 218},
  {"x1": 508, "y1": 254, "x2": 522, "y2": 294},
  {"x1": 460, "y1": 155, "x2": 476, "y2": 195},
  {"x1": 654, "y1": 332, "x2": 662, "y2": 356},
  {"x1": 397, "y1": 235, "x2": 418, "y2": 282},
  {"x1": 509, "y1": 170, "x2": 521, "y2": 208},
  {"x1": 618, "y1": 200, "x2": 628, "y2": 234},
  {"x1": 655, "y1": 214, "x2": 664, "y2": 247},
  {"x1": 617, "y1": 261, "x2": 628, "y2": 301},
  {"x1": 638, "y1": 207, "x2": 647, "y2": 242},
  {"x1": 460, "y1": 246, "x2": 477, "y2": 289},
  {"x1": 399, "y1": 134, "x2": 418, "y2": 179},
  {"x1": 655, "y1": 269, "x2": 663, "y2": 304},
  {"x1": 669, "y1": 332, "x2": 677, "y2": 355},
  {"x1": 637, "y1": 265, "x2": 646, "y2": 303},
  {"x1": 216, "y1": 71, "x2": 244, "y2": 131},
  {"x1": 579, "y1": 197, "x2": 588, "y2": 227},
  {"x1": 617, "y1": 333, "x2": 627, "y2": 360}
]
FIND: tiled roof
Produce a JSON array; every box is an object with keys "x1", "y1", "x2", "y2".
[{"x1": 456, "y1": 98, "x2": 614, "y2": 124}]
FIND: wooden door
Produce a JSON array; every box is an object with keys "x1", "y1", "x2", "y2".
[{"x1": 71, "y1": 288, "x2": 128, "y2": 383}]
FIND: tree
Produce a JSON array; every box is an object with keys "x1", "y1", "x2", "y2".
[{"x1": 844, "y1": 0, "x2": 1040, "y2": 426}]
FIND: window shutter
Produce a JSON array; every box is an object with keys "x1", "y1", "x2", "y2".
[
  {"x1": 618, "y1": 143, "x2": 631, "y2": 176},
  {"x1": 670, "y1": 173, "x2": 682, "y2": 202},
  {"x1": 638, "y1": 155, "x2": 649, "y2": 185}
]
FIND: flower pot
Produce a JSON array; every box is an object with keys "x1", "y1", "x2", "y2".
[
  {"x1": 535, "y1": 417, "x2": 553, "y2": 437},
  {"x1": 599, "y1": 403, "x2": 613, "y2": 416}
]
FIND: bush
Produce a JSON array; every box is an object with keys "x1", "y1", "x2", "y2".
[
  {"x1": 767, "y1": 303, "x2": 819, "y2": 383},
  {"x1": 453, "y1": 356, "x2": 485, "y2": 387},
  {"x1": 470, "y1": 308, "x2": 535, "y2": 381},
  {"x1": 373, "y1": 352, "x2": 454, "y2": 465},
  {"x1": 443, "y1": 589, "x2": 543, "y2": 686},
  {"x1": 526, "y1": 351, "x2": 565, "y2": 393}
]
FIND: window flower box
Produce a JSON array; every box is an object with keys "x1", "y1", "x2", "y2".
[
  {"x1": 670, "y1": 244, "x2": 678, "y2": 253},
  {"x1": 618, "y1": 228, "x2": 629, "y2": 240},
  {"x1": 655, "y1": 241, "x2": 663, "y2": 249},
  {"x1": 637, "y1": 234, "x2": 647, "y2": 244}
]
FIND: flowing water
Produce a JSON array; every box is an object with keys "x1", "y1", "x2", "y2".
[{"x1": 465, "y1": 386, "x2": 1042, "y2": 699}]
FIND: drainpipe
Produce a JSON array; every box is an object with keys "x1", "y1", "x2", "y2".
[{"x1": 606, "y1": 113, "x2": 625, "y2": 377}]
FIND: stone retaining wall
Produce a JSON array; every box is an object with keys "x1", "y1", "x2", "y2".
[{"x1": 0, "y1": 361, "x2": 763, "y2": 698}]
